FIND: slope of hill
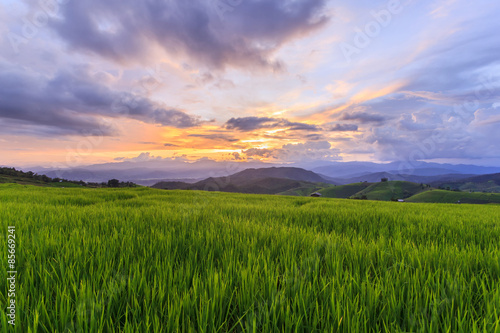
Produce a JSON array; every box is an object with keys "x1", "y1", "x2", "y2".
[
  {"x1": 0, "y1": 167, "x2": 136, "y2": 188},
  {"x1": 336, "y1": 172, "x2": 474, "y2": 185},
  {"x1": 406, "y1": 189, "x2": 500, "y2": 204},
  {"x1": 318, "y1": 182, "x2": 373, "y2": 198},
  {"x1": 229, "y1": 167, "x2": 335, "y2": 184},
  {"x1": 351, "y1": 181, "x2": 431, "y2": 201},
  {"x1": 151, "y1": 167, "x2": 500, "y2": 204},
  {"x1": 0, "y1": 167, "x2": 85, "y2": 187},
  {"x1": 152, "y1": 167, "x2": 335, "y2": 194},
  {"x1": 313, "y1": 161, "x2": 500, "y2": 178},
  {"x1": 432, "y1": 173, "x2": 500, "y2": 193},
  {"x1": 152, "y1": 176, "x2": 328, "y2": 195}
]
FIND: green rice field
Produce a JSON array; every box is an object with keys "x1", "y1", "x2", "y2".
[{"x1": 1, "y1": 184, "x2": 500, "y2": 332}]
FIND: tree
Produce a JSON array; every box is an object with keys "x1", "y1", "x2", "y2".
[
  {"x1": 108, "y1": 179, "x2": 120, "y2": 188},
  {"x1": 381, "y1": 178, "x2": 388, "y2": 182}
]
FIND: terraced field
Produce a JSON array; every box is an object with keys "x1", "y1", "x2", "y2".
[{"x1": 1, "y1": 184, "x2": 500, "y2": 332}]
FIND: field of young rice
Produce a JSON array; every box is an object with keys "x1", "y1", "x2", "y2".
[{"x1": 1, "y1": 184, "x2": 500, "y2": 332}]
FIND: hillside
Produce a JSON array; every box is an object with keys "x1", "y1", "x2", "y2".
[
  {"x1": 337, "y1": 172, "x2": 474, "y2": 185},
  {"x1": 312, "y1": 161, "x2": 500, "y2": 178},
  {"x1": 318, "y1": 182, "x2": 373, "y2": 198},
  {"x1": 0, "y1": 167, "x2": 136, "y2": 188},
  {"x1": 153, "y1": 176, "x2": 327, "y2": 195},
  {"x1": 351, "y1": 181, "x2": 431, "y2": 201},
  {"x1": 432, "y1": 173, "x2": 500, "y2": 193},
  {"x1": 406, "y1": 189, "x2": 500, "y2": 204},
  {"x1": 152, "y1": 167, "x2": 334, "y2": 194},
  {"x1": 152, "y1": 168, "x2": 500, "y2": 205},
  {"x1": 228, "y1": 167, "x2": 335, "y2": 183}
]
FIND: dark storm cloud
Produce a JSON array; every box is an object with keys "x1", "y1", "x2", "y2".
[
  {"x1": 225, "y1": 117, "x2": 320, "y2": 131},
  {"x1": 49, "y1": 0, "x2": 329, "y2": 70},
  {"x1": 0, "y1": 66, "x2": 200, "y2": 136}
]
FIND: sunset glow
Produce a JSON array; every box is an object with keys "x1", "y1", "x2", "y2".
[{"x1": 1, "y1": 0, "x2": 499, "y2": 168}]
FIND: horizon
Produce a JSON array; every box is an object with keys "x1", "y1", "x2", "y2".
[
  {"x1": 1, "y1": 0, "x2": 500, "y2": 168},
  {"x1": 6, "y1": 158, "x2": 500, "y2": 172}
]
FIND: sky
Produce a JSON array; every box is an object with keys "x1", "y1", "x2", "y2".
[{"x1": 0, "y1": 0, "x2": 499, "y2": 168}]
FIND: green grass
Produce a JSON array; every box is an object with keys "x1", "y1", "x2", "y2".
[
  {"x1": 352, "y1": 181, "x2": 430, "y2": 201},
  {"x1": 318, "y1": 182, "x2": 372, "y2": 198},
  {"x1": 1, "y1": 184, "x2": 500, "y2": 332},
  {"x1": 406, "y1": 189, "x2": 500, "y2": 204}
]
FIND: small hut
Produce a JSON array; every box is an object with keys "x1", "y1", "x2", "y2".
[{"x1": 310, "y1": 192, "x2": 322, "y2": 197}]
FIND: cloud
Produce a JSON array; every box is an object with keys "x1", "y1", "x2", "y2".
[
  {"x1": 231, "y1": 152, "x2": 243, "y2": 160},
  {"x1": 188, "y1": 134, "x2": 239, "y2": 142},
  {"x1": 225, "y1": 116, "x2": 319, "y2": 131},
  {"x1": 243, "y1": 148, "x2": 275, "y2": 158},
  {"x1": 120, "y1": 152, "x2": 189, "y2": 162},
  {"x1": 338, "y1": 111, "x2": 388, "y2": 124},
  {"x1": 0, "y1": 65, "x2": 201, "y2": 136},
  {"x1": 243, "y1": 140, "x2": 340, "y2": 162},
  {"x1": 326, "y1": 123, "x2": 358, "y2": 131},
  {"x1": 49, "y1": 0, "x2": 330, "y2": 70}
]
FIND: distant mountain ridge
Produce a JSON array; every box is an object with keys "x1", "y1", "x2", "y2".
[
  {"x1": 25, "y1": 160, "x2": 500, "y2": 185},
  {"x1": 331, "y1": 172, "x2": 475, "y2": 185},
  {"x1": 229, "y1": 167, "x2": 334, "y2": 183},
  {"x1": 431, "y1": 173, "x2": 500, "y2": 193},
  {"x1": 312, "y1": 162, "x2": 500, "y2": 178},
  {"x1": 152, "y1": 167, "x2": 334, "y2": 194}
]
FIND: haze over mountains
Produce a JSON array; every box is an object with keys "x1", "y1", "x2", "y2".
[
  {"x1": 3, "y1": 163, "x2": 500, "y2": 202},
  {"x1": 23, "y1": 160, "x2": 500, "y2": 186}
]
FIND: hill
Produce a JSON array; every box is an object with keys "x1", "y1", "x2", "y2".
[
  {"x1": 406, "y1": 189, "x2": 500, "y2": 204},
  {"x1": 0, "y1": 167, "x2": 136, "y2": 188},
  {"x1": 317, "y1": 182, "x2": 373, "y2": 198},
  {"x1": 153, "y1": 176, "x2": 326, "y2": 195},
  {"x1": 337, "y1": 172, "x2": 474, "y2": 185},
  {"x1": 228, "y1": 167, "x2": 335, "y2": 183},
  {"x1": 152, "y1": 168, "x2": 499, "y2": 205},
  {"x1": 152, "y1": 167, "x2": 334, "y2": 194},
  {"x1": 312, "y1": 161, "x2": 500, "y2": 178},
  {"x1": 350, "y1": 181, "x2": 431, "y2": 201},
  {"x1": 432, "y1": 173, "x2": 500, "y2": 193}
]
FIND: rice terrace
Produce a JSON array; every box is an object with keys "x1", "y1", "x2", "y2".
[
  {"x1": 2, "y1": 0, "x2": 500, "y2": 331},
  {"x1": 1, "y1": 183, "x2": 500, "y2": 332}
]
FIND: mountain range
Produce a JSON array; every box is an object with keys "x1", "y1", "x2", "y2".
[
  {"x1": 3, "y1": 164, "x2": 500, "y2": 203},
  {"x1": 152, "y1": 167, "x2": 500, "y2": 201},
  {"x1": 20, "y1": 160, "x2": 500, "y2": 186}
]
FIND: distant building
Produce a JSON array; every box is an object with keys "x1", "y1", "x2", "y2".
[
  {"x1": 310, "y1": 192, "x2": 322, "y2": 197},
  {"x1": 398, "y1": 199, "x2": 405, "y2": 202}
]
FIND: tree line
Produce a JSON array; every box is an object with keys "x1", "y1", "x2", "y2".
[{"x1": 0, "y1": 167, "x2": 137, "y2": 188}]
